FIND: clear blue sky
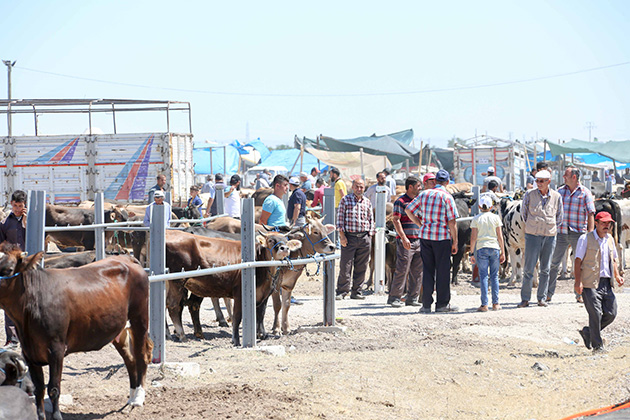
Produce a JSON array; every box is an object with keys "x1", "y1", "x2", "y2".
[{"x1": 2, "y1": 0, "x2": 629, "y2": 148}]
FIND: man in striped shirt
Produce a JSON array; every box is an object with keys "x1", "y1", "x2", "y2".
[
  {"x1": 388, "y1": 176, "x2": 423, "y2": 308},
  {"x1": 336, "y1": 178, "x2": 375, "y2": 300},
  {"x1": 406, "y1": 169, "x2": 459, "y2": 313},
  {"x1": 547, "y1": 167, "x2": 595, "y2": 303}
]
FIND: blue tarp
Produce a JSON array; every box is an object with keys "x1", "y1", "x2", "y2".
[
  {"x1": 260, "y1": 149, "x2": 325, "y2": 176},
  {"x1": 193, "y1": 146, "x2": 240, "y2": 174}
]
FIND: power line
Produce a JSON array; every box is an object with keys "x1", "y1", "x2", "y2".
[{"x1": 14, "y1": 60, "x2": 630, "y2": 98}]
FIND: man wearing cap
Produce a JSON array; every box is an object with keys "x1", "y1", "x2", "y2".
[
  {"x1": 311, "y1": 178, "x2": 327, "y2": 207},
  {"x1": 309, "y1": 167, "x2": 319, "y2": 184},
  {"x1": 143, "y1": 189, "x2": 172, "y2": 228},
  {"x1": 517, "y1": 169, "x2": 563, "y2": 308},
  {"x1": 383, "y1": 168, "x2": 397, "y2": 196},
  {"x1": 547, "y1": 167, "x2": 595, "y2": 303},
  {"x1": 287, "y1": 176, "x2": 307, "y2": 227},
  {"x1": 201, "y1": 174, "x2": 214, "y2": 194},
  {"x1": 527, "y1": 162, "x2": 549, "y2": 190},
  {"x1": 483, "y1": 167, "x2": 503, "y2": 193},
  {"x1": 204, "y1": 173, "x2": 225, "y2": 217},
  {"x1": 574, "y1": 211, "x2": 624, "y2": 352},
  {"x1": 388, "y1": 176, "x2": 423, "y2": 307},
  {"x1": 299, "y1": 172, "x2": 312, "y2": 192},
  {"x1": 422, "y1": 173, "x2": 436, "y2": 190},
  {"x1": 405, "y1": 169, "x2": 459, "y2": 313},
  {"x1": 260, "y1": 174, "x2": 289, "y2": 227},
  {"x1": 364, "y1": 171, "x2": 392, "y2": 208},
  {"x1": 336, "y1": 178, "x2": 375, "y2": 300}
]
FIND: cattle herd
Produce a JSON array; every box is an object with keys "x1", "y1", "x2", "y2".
[{"x1": 1, "y1": 181, "x2": 630, "y2": 419}]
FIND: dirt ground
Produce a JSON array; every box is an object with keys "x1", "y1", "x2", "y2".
[{"x1": 3, "y1": 264, "x2": 630, "y2": 420}]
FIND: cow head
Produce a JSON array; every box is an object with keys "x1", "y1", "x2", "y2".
[
  {"x1": 0, "y1": 242, "x2": 43, "y2": 281},
  {"x1": 0, "y1": 349, "x2": 29, "y2": 386},
  {"x1": 184, "y1": 205, "x2": 202, "y2": 220},
  {"x1": 256, "y1": 232, "x2": 302, "y2": 260},
  {"x1": 295, "y1": 216, "x2": 336, "y2": 255}
]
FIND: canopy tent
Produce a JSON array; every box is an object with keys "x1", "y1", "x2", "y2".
[
  {"x1": 298, "y1": 129, "x2": 418, "y2": 166},
  {"x1": 547, "y1": 139, "x2": 630, "y2": 163},
  {"x1": 306, "y1": 147, "x2": 391, "y2": 180}
]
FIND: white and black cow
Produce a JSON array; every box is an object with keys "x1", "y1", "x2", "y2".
[{"x1": 499, "y1": 198, "x2": 539, "y2": 287}]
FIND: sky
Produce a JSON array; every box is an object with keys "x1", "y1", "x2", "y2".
[{"x1": 1, "y1": 1, "x2": 629, "y2": 148}]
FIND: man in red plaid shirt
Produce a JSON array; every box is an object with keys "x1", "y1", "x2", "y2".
[
  {"x1": 406, "y1": 169, "x2": 459, "y2": 313},
  {"x1": 336, "y1": 178, "x2": 375, "y2": 300},
  {"x1": 547, "y1": 167, "x2": 595, "y2": 303}
]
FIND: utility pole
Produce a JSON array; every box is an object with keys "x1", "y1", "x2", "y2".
[
  {"x1": 585, "y1": 121, "x2": 596, "y2": 142},
  {"x1": 3, "y1": 60, "x2": 16, "y2": 136}
]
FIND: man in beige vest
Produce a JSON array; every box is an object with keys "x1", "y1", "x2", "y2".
[
  {"x1": 574, "y1": 211, "x2": 624, "y2": 352},
  {"x1": 517, "y1": 169, "x2": 563, "y2": 308}
]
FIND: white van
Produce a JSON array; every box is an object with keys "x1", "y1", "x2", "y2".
[{"x1": 244, "y1": 166, "x2": 288, "y2": 188}]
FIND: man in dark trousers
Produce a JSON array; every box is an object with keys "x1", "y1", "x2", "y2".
[
  {"x1": 406, "y1": 169, "x2": 459, "y2": 313},
  {"x1": 574, "y1": 211, "x2": 624, "y2": 352},
  {"x1": 0, "y1": 190, "x2": 27, "y2": 348},
  {"x1": 388, "y1": 176, "x2": 423, "y2": 308},
  {"x1": 336, "y1": 178, "x2": 374, "y2": 300}
]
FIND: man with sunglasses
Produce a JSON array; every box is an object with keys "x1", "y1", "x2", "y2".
[
  {"x1": 574, "y1": 212, "x2": 624, "y2": 352},
  {"x1": 517, "y1": 169, "x2": 563, "y2": 308},
  {"x1": 547, "y1": 167, "x2": 595, "y2": 304}
]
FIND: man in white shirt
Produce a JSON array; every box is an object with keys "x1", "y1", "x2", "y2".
[
  {"x1": 364, "y1": 171, "x2": 391, "y2": 207},
  {"x1": 382, "y1": 168, "x2": 397, "y2": 195}
]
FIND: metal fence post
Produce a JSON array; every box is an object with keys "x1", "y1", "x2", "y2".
[
  {"x1": 322, "y1": 187, "x2": 336, "y2": 326},
  {"x1": 606, "y1": 180, "x2": 613, "y2": 195},
  {"x1": 215, "y1": 185, "x2": 225, "y2": 215},
  {"x1": 471, "y1": 185, "x2": 480, "y2": 216},
  {"x1": 25, "y1": 190, "x2": 46, "y2": 257},
  {"x1": 149, "y1": 204, "x2": 166, "y2": 363},
  {"x1": 241, "y1": 198, "x2": 256, "y2": 348},
  {"x1": 373, "y1": 186, "x2": 387, "y2": 294},
  {"x1": 94, "y1": 192, "x2": 105, "y2": 261}
]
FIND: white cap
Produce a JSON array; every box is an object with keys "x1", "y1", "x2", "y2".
[
  {"x1": 479, "y1": 195, "x2": 494, "y2": 209},
  {"x1": 289, "y1": 176, "x2": 301, "y2": 186},
  {"x1": 487, "y1": 166, "x2": 495, "y2": 173},
  {"x1": 153, "y1": 190, "x2": 165, "y2": 198},
  {"x1": 535, "y1": 170, "x2": 551, "y2": 179}
]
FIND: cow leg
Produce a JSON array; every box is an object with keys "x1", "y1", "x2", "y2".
[
  {"x1": 166, "y1": 281, "x2": 187, "y2": 342},
  {"x1": 281, "y1": 288, "x2": 292, "y2": 335},
  {"x1": 451, "y1": 247, "x2": 464, "y2": 285},
  {"x1": 210, "y1": 297, "x2": 229, "y2": 328},
  {"x1": 256, "y1": 296, "x2": 270, "y2": 340},
  {"x1": 187, "y1": 294, "x2": 205, "y2": 338},
  {"x1": 112, "y1": 328, "x2": 138, "y2": 402},
  {"x1": 48, "y1": 342, "x2": 65, "y2": 420},
  {"x1": 232, "y1": 296, "x2": 242, "y2": 347},
  {"x1": 271, "y1": 290, "x2": 282, "y2": 335},
  {"x1": 128, "y1": 316, "x2": 151, "y2": 407},
  {"x1": 29, "y1": 363, "x2": 46, "y2": 420},
  {"x1": 223, "y1": 298, "x2": 233, "y2": 323}
]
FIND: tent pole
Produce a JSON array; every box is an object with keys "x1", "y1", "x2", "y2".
[
  {"x1": 316, "y1": 135, "x2": 321, "y2": 170},
  {"x1": 210, "y1": 147, "x2": 213, "y2": 174},
  {"x1": 289, "y1": 151, "x2": 301, "y2": 175},
  {"x1": 543, "y1": 140, "x2": 547, "y2": 164},
  {"x1": 224, "y1": 146, "x2": 227, "y2": 176},
  {"x1": 360, "y1": 147, "x2": 365, "y2": 180},
  {"x1": 300, "y1": 143, "x2": 304, "y2": 173},
  {"x1": 419, "y1": 140, "x2": 423, "y2": 175}
]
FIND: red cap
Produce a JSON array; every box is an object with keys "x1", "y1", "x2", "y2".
[
  {"x1": 596, "y1": 212, "x2": 614, "y2": 223},
  {"x1": 423, "y1": 173, "x2": 436, "y2": 183}
]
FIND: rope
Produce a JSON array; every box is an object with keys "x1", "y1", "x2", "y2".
[{"x1": 0, "y1": 273, "x2": 20, "y2": 282}]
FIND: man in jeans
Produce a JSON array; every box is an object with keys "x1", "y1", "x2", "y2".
[
  {"x1": 547, "y1": 167, "x2": 595, "y2": 303},
  {"x1": 388, "y1": 176, "x2": 423, "y2": 307},
  {"x1": 518, "y1": 170, "x2": 563, "y2": 308}
]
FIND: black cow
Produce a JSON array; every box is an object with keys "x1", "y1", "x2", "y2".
[{"x1": 451, "y1": 195, "x2": 475, "y2": 285}]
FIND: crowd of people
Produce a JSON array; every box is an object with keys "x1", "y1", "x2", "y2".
[{"x1": 2, "y1": 163, "x2": 623, "y2": 354}]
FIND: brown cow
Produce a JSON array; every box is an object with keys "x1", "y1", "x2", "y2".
[
  {"x1": 163, "y1": 230, "x2": 302, "y2": 346},
  {"x1": 0, "y1": 244, "x2": 152, "y2": 420},
  {"x1": 271, "y1": 217, "x2": 337, "y2": 336},
  {"x1": 252, "y1": 188, "x2": 273, "y2": 206}
]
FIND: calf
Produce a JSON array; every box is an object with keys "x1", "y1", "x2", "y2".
[
  {"x1": 499, "y1": 198, "x2": 539, "y2": 287},
  {"x1": 163, "y1": 230, "x2": 301, "y2": 346},
  {"x1": 270, "y1": 217, "x2": 336, "y2": 336}
]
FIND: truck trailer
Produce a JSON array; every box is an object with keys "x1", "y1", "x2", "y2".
[{"x1": 0, "y1": 99, "x2": 194, "y2": 205}]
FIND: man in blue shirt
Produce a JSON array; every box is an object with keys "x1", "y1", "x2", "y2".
[
  {"x1": 260, "y1": 175, "x2": 289, "y2": 227},
  {"x1": 287, "y1": 177, "x2": 307, "y2": 227}
]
